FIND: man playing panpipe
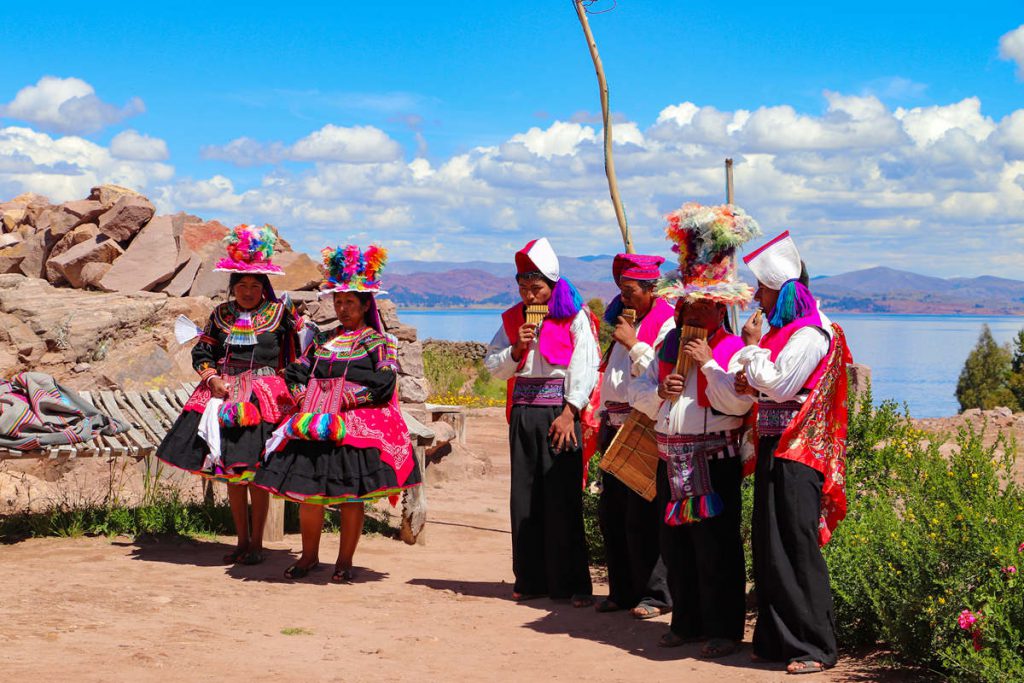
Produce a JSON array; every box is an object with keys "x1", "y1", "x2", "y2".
[
  {"x1": 630, "y1": 203, "x2": 759, "y2": 656},
  {"x1": 593, "y1": 253, "x2": 676, "y2": 619},
  {"x1": 735, "y1": 231, "x2": 852, "y2": 674},
  {"x1": 484, "y1": 238, "x2": 600, "y2": 607}
]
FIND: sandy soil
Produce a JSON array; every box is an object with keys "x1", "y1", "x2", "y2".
[{"x1": 0, "y1": 407, "x2": 910, "y2": 682}]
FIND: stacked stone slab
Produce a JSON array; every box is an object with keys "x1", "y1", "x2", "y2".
[{"x1": 0, "y1": 184, "x2": 321, "y2": 300}]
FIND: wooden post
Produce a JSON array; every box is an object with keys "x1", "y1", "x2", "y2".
[
  {"x1": 725, "y1": 158, "x2": 735, "y2": 205},
  {"x1": 573, "y1": 0, "x2": 634, "y2": 254},
  {"x1": 265, "y1": 497, "x2": 285, "y2": 542}
]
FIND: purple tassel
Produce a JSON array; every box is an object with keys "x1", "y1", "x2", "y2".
[
  {"x1": 768, "y1": 279, "x2": 816, "y2": 328},
  {"x1": 547, "y1": 277, "x2": 584, "y2": 320}
]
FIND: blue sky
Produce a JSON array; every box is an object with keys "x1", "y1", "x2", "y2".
[{"x1": 1, "y1": 1, "x2": 1023, "y2": 277}]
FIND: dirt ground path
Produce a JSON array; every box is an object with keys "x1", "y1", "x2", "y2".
[{"x1": 0, "y1": 407, "x2": 905, "y2": 682}]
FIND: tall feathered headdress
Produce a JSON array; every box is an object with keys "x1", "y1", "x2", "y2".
[
  {"x1": 319, "y1": 244, "x2": 388, "y2": 296},
  {"x1": 658, "y1": 202, "x2": 761, "y2": 305},
  {"x1": 214, "y1": 224, "x2": 284, "y2": 275}
]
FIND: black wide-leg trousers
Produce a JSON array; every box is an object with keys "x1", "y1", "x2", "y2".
[
  {"x1": 656, "y1": 456, "x2": 746, "y2": 641},
  {"x1": 597, "y1": 421, "x2": 670, "y2": 610},
  {"x1": 752, "y1": 435, "x2": 838, "y2": 666},
  {"x1": 509, "y1": 404, "x2": 592, "y2": 599}
]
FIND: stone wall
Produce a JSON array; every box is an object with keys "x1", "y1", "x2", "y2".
[{"x1": 422, "y1": 340, "x2": 487, "y2": 363}]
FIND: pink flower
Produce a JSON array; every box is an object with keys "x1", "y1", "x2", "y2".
[
  {"x1": 1018, "y1": 542, "x2": 1024, "y2": 553},
  {"x1": 958, "y1": 610, "x2": 978, "y2": 630},
  {"x1": 1002, "y1": 566, "x2": 1017, "y2": 575}
]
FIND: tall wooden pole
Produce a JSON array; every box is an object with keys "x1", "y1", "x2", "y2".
[
  {"x1": 725, "y1": 158, "x2": 740, "y2": 333},
  {"x1": 573, "y1": 1, "x2": 634, "y2": 254}
]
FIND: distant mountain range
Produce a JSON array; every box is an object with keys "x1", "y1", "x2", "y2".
[{"x1": 387, "y1": 259, "x2": 1024, "y2": 315}]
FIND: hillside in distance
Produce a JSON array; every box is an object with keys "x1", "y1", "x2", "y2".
[{"x1": 387, "y1": 260, "x2": 1024, "y2": 315}]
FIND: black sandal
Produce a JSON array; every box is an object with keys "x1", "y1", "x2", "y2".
[
  {"x1": 241, "y1": 549, "x2": 265, "y2": 566},
  {"x1": 223, "y1": 547, "x2": 248, "y2": 564},
  {"x1": 331, "y1": 565, "x2": 354, "y2": 584},
  {"x1": 284, "y1": 562, "x2": 318, "y2": 580}
]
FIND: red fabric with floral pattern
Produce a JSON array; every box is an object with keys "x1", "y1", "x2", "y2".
[{"x1": 772, "y1": 323, "x2": 852, "y2": 546}]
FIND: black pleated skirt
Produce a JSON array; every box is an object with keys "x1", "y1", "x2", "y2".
[
  {"x1": 154, "y1": 403, "x2": 275, "y2": 485},
  {"x1": 252, "y1": 439, "x2": 421, "y2": 505}
]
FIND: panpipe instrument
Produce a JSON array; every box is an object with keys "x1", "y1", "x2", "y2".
[
  {"x1": 525, "y1": 304, "x2": 548, "y2": 325},
  {"x1": 674, "y1": 324, "x2": 710, "y2": 391},
  {"x1": 620, "y1": 307, "x2": 637, "y2": 326}
]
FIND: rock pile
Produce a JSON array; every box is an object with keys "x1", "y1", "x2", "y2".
[
  {"x1": 0, "y1": 185, "x2": 322, "y2": 298},
  {"x1": 0, "y1": 185, "x2": 434, "y2": 403}
]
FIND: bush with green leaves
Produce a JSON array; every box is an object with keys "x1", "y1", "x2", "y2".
[
  {"x1": 956, "y1": 324, "x2": 1023, "y2": 412},
  {"x1": 825, "y1": 388, "x2": 1024, "y2": 680}
]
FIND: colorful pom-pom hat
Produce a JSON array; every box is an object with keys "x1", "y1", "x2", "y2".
[
  {"x1": 658, "y1": 202, "x2": 762, "y2": 306},
  {"x1": 214, "y1": 224, "x2": 285, "y2": 275},
  {"x1": 318, "y1": 244, "x2": 388, "y2": 297}
]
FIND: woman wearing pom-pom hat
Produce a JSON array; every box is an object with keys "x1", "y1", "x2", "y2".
[
  {"x1": 156, "y1": 224, "x2": 301, "y2": 565},
  {"x1": 253, "y1": 244, "x2": 421, "y2": 583}
]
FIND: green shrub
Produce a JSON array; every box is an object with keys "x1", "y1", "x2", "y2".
[
  {"x1": 584, "y1": 454, "x2": 604, "y2": 565},
  {"x1": 423, "y1": 346, "x2": 468, "y2": 396},
  {"x1": 824, "y1": 388, "x2": 1024, "y2": 680}
]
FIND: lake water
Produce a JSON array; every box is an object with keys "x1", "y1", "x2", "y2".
[{"x1": 398, "y1": 308, "x2": 1024, "y2": 418}]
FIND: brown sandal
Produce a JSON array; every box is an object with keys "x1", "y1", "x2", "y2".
[
  {"x1": 700, "y1": 638, "x2": 738, "y2": 658},
  {"x1": 787, "y1": 660, "x2": 826, "y2": 674}
]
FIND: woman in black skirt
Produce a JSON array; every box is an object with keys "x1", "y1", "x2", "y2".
[
  {"x1": 253, "y1": 244, "x2": 420, "y2": 583},
  {"x1": 156, "y1": 224, "x2": 299, "y2": 565}
]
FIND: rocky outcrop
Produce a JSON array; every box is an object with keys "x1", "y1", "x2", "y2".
[
  {"x1": 99, "y1": 215, "x2": 179, "y2": 292},
  {"x1": 0, "y1": 185, "x2": 434, "y2": 407},
  {"x1": 97, "y1": 194, "x2": 155, "y2": 242},
  {"x1": 0, "y1": 187, "x2": 324, "y2": 301},
  {"x1": 47, "y1": 235, "x2": 124, "y2": 288}
]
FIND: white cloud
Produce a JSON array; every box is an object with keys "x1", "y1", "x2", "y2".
[
  {"x1": 999, "y1": 24, "x2": 1024, "y2": 78},
  {"x1": 0, "y1": 126, "x2": 172, "y2": 201},
  {"x1": 202, "y1": 124, "x2": 403, "y2": 166},
  {"x1": 4, "y1": 86, "x2": 1024, "y2": 277},
  {"x1": 109, "y1": 129, "x2": 169, "y2": 161},
  {"x1": 290, "y1": 124, "x2": 402, "y2": 163},
  {"x1": 508, "y1": 122, "x2": 597, "y2": 159},
  {"x1": 0, "y1": 76, "x2": 144, "y2": 134},
  {"x1": 174, "y1": 93, "x2": 1023, "y2": 275},
  {"x1": 896, "y1": 98, "x2": 995, "y2": 146}
]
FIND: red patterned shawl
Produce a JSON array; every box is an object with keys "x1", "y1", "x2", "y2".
[{"x1": 773, "y1": 323, "x2": 852, "y2": 546}]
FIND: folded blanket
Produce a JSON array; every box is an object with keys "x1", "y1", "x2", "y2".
[{"x1": 0, "y1": 372, "x2": 129, "y2": 451}]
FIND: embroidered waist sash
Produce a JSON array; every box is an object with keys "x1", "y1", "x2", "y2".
[
  {"x1": 656, "y1": 429, "x2": 740, "y2": 526},
  {"x1": 602, "y1": 401, "x2": 631, "y2": 428},
  {"x1": 511, "y1": 377, "x2": 564, "y2": 406},
  {"x1": 756, "y1": 400, "x2": 803, "y2": 437}
]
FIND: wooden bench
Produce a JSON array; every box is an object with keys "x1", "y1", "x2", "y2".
[{"x1": 0, "y1": 383, "x2": 434, "y2": 544}]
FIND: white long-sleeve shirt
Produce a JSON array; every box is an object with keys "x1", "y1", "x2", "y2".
[
  {"x1": 630, "y1": 345, "x2": 753, "y2": 436},
  {"x1": 736, "y1": 311, "x2": 833, "y2": 404},
  {"x1": 483, "y1": 308, "x2": 600, "y2": 410},
  {"x1": 599, "y1": 315, "x2": 675, "y2": 407}
]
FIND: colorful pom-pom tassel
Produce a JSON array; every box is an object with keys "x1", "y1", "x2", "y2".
[
  {"x1": 218, "y1": 401, "x2": 262, "y2": 428},
  {"x1": 664, "y1": 493, "x2": 724, "y2": 526},
  {"x1": 282, "y1": 412, "x2": 346, "y2": 443}
]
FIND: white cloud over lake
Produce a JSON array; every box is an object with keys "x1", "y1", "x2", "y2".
[{"x1": 1, "y1": 77, "x2": 1023, "y2": 277}]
